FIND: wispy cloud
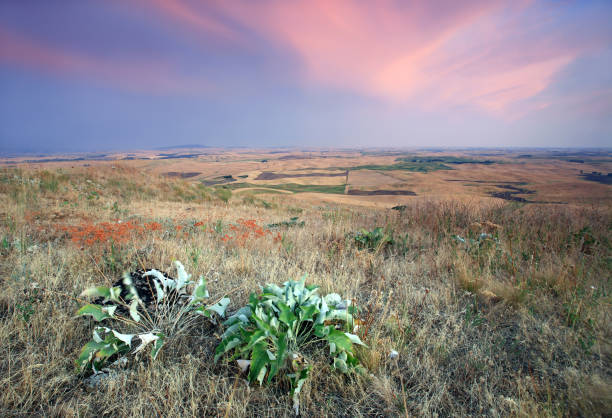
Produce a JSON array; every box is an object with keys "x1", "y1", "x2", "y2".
[
  {"x1": 149, "y1": 0, "x2": 607, "y2": 117},
  {"x1": 0, "y1": 26, "x2": 211, "y2": 94}
]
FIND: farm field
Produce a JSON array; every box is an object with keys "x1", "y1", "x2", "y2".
[{"x1": 0, "y1": 148, "x2": 611, "y2": 416}]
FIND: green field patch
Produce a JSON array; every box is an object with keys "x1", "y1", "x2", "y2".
[
  {"x1": 396, "y1": 156, "x2": 499, "y2": 165},
  {"x1": 341, "y1": 161, "x2": 452, "y2": 172}
]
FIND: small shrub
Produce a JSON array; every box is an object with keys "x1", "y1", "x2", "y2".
[
  {"x1": 267, "y1": 217, "x2": 305, "y2": 229},
  {"x1": 214, "y1": 187, "x2": 232, "y2": 203},
  {"x1": 354, "y1": 226, "x2": 394, "y2": 252},
  {"x1": 76, "y1": 261, "x2": 229, "y2": 373},
  {"x1": 215, "y1": 276, "x2": 366, "y2": 414}
]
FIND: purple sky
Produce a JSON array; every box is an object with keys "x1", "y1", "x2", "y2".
[{"x1": 1, "y1": 0, "x2": 611, "y2": 153}]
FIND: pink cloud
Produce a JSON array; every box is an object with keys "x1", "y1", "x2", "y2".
[
  {"x1": 0, "y1": 27, "x2": 211, "y2": 94},
  {"x1": 152, "y1": 0, "x2": 596, "y2": 117},
  {"x1": 147, "y1": 0, "x2": 240, "y2": 42}
]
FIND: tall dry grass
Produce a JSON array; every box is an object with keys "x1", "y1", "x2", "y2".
[{"x1": 0, "y1": 166, "x2": 610, "y2": 416}]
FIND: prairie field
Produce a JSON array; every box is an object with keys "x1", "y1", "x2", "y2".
[{"x1": 0, "y1": 149, "x2": 611, "y2": 417}]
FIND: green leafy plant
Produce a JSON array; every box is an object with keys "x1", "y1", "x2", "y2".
[
  {"x1": 76, "y1": 261, "x2": 230, "y2": 374},
  {"x1": 215, "y1": 276, "x2": 366, "y2": 414},
  {"x1": 354, "y1": 226, "x2": 394, "y2": 252}
]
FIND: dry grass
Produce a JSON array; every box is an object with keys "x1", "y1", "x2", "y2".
[{"x1": 0, "y1": 165, "x2": 611, "y2": 417}]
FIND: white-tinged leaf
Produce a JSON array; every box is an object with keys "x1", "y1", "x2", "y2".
[
  {"x1": 109, "y1": 286, "x2": 122, "y2": 302},
  {"x1": 102, "y1": 305, "x2": 117, "y2": 318},
  {"x1": 112, "y1": 330, "x2": 135, "y2": 347},
  {"x1": 324, "y1": 293, "x2": 342, "y2": 307},
  {"x1": 133, "y1": 332, "x2": 159, "y2": 355},
  {"x1": 236, "y1": 359, "x2": 251, "y2": 373},
  {"x1": 270, "y1": 316, "x2": 279, "y2": 330},
  {"x1": 144, "y1": 269, "x2": 175, "y2": 291},
  {"x1": 266, "y1": 350, "x2": 276, "y2": 361},
  {"x1": 174, "y1": 261, "x2": 191, "y2": 291},
  {"x1": 192, "y1": 277, "x2": 209, "y2": 302},
  {"x1": 80, "y1": 286, "x2": 110, "y2": 299},
  {"x1": 153, "y1": 280, "x2": 165, "y2": 302},
  {"x1": 256, "y1": 365, "x2": 267, "y2": 386},
  {"x1": 329, "y1": 342, "x2": 337, "y2": 354},
  {"x1": 129, "y1": 300, "x2": 140, "y2": 322},
  {"x1": 223, "y1": 337, "x2": 242, "y2": 354},
  {"x1": 225, "y1": 306, "x2": 251, "y2": 324},
  {"x1": 316, "y1": 298, "x2": 329, "y2": 324},
  {"x1": 207, "y1": 297, "x2": 230, "y2": 317},
  {"x1": 263, "y1": 283, "x2": 283, "y2": 297},
  {"x1": 220, "y1": 323, "x2": 241, "y2": 340},
  {"x1": 122, "y1": 272, "x2": 140, "y2": 302},
  {"x1": 93, "y1": 326, "x2": 111, "y2": 343},
  {"x1": 344, "y1": 332, "x2": 367, "y2": 346}
]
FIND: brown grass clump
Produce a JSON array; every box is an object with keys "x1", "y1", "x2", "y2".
[{"x1": 0, "y1": 166, "x2": 610, "y2": 417}]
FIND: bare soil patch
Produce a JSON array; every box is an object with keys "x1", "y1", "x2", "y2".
[
  {"x1": 255, "y1": 171, "x2": 348, "y2": 180},
  {"x1": 164, "y1": 172, "x2": 201, "y2": 178},
  {"x1": 347, "y1": 189, "x2": 416, "y2": 196}
]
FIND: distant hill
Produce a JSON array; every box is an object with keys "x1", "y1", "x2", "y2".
[{"x1": 153, "y1": 144, "x2": 211, "y2": 150}]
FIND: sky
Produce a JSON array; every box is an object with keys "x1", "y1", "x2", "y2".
[{"x1": 0, "y1": 0, "x2": 611, "y2": 153}]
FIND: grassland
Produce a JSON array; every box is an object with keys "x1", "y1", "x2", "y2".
[{"x1": 0, "y1": 154, "x2": 611, "y2": 416}]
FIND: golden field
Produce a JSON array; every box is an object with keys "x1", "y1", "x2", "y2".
[{"x1": 0, "y1": 148, "x2": 610, "y2": 416}]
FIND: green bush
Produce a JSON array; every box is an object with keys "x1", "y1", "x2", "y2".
[
  {"x1": 215, "y1": 276, "x2": 365, "y2": 414},
  {"x1": 354, "y1": 226, "x2": 394, "y2": 252}
]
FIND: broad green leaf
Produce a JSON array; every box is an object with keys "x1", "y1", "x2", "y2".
[
  {"x1": 278, "y1": 302, "x2": 296, "y2": 326},
  {"x1": 262, "y1": 283, "x2": 283, "y2": 297},
  {"x1": 192, "y1": 277, "x2": 209, "y2": 301},
  {"x1": 252, "y1": 313, "x2": 273, "y2": 334},
  {"x1": 326, "y1": 328, "x2": 353, "y2": 353},
  {"x1": 98, "y1": 340, "x2": 122, "y2": 358},
  {"x1": 76, "y1": 340, "x2": 106, "y2": 371},
  {"x1": 151, "y1": 333, "x2": 165, "y2": 359},
  {"x1": 215, "y1": 337, "x2": 242, "y2": 362},
  {"x1": 220, "y1": 323, "x2": 241, "y2": 340},
  {"x1": 77, "y1": 304, "x2": 111, "y2": 321},
  {"x1": 314, "y1": 324, "x2": 331, "y2": 338},
  {"x1": 224, "y1": 306, "x2": 251, "y2": 325},
  {"x1": 80, "y1": 286, "x2": 110, "y2": 299},
  {"x1": 299, "y1": 304, "x2": 317, "y2": 321},
  {"x1": 245, "y1": 330, "x2": 266, "y2": 351},
  {"x1": 267, "y1": 333, "x2": 287, "y2": 383},
  {"x1": 333, "y1": 357, "x2": 349, "y2": 373},
  {"x1": 249, "y1": 342, "x2": 270, "y2": 385}
]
